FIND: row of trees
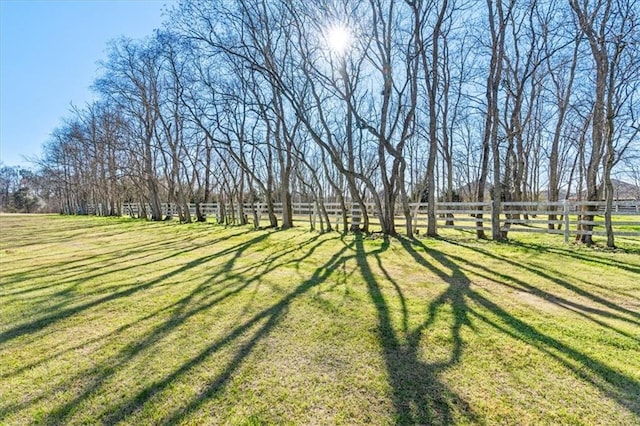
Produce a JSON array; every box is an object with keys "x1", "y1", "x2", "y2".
[
  {"x1": 0, "y1": 165, "x2": 40, "y2": 213},
  {"x1": 31, "y1": 0, "x2": 639, "y2": 246}
]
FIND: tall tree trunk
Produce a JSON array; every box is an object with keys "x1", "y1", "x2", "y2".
[
  {"x1": 570, "y1": 0, "x2": 611, "y2": 245},
  {"x1": 487, "y1": 0, "x2": 509, "y2": 241}
]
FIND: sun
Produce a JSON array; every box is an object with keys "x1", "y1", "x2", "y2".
[{"x1": 326, "y1": 24, "x2": 351, "y2": 55}]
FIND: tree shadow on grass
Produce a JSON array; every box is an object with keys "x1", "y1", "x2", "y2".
[
  {"x1": 4, "y1": 223, "x2": 639, "y2": 423},
  {"x1": 368, "y1": 234, "x2": 639, "y2": 422},
  {"x1": 504, "y1": 239, "x2": 640, "y2": 275},
  {"x1": 0, "y1": 230, "x2": 278, "y2": 347},
  {"x1": 407, "y1": 237, "x2": 640, "y2": 419},
  {"x1": 446, "y1": 238, "x2": 640, "y2": 324},
  {"x1": 1, "y1": 232, "x2": 287, "y2": 418},
  {"x1": 1, "y1": 230, "x2": 288, "y2": 382},
  {"x1": 99, "y1": 236, "x2": 346, "y2": 425},
  {"x1": 356, "y1": 235, "x2": 478, "y2": 424},
  {"x1": 2, "y1": 224, "x2": 245, "y2": 292},
  {"x1": 441, "y1": 250, "x2": 640, "y2": 342},
  {"x1": 466, "y1": 290, "x2": 640, "y2": 417},
  {"x1": 0, "y1": 217, "x2": 131, "y2": 249},
  {"x1": 1, "y1": 229, "x2": 334, "y2": 424},
  {"x1": 0, "y1": 226, "x2": 251, "y2": 337}
]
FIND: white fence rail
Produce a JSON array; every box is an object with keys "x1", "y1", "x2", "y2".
[{"x1": 114, "y1": 200, "x2": 640, "y2": 241}]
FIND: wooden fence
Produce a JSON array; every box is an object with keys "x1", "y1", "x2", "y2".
[
  {"x1": 117, "y1": 200, "x2": 640, "y2": 242},
  {"x1": 431, "y1": 200, "x2": 640, "y2": 242}
]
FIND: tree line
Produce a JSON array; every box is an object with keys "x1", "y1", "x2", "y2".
[
  {"x1": 23, "y1": 0, "x2": 639, "y2": 246},
  {"x1": 0, "y1": 166, "x2": 40, "y2": 213}
]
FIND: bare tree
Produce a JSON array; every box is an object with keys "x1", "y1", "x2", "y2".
[
  {"x1": 95, "y1": 37, "x2": 164, "y2": 221},
  {"x1": 570, "y1": 0, "x2": 639, "y2": 246}
]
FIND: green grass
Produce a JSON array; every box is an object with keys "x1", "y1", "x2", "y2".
[{"x1": 0, "y1": 214, "x2": 639, "y2": 425}]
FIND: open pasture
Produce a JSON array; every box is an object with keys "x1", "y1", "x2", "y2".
[{"x1": 1, "y1": 214, "x2": 639, "y2": 425}]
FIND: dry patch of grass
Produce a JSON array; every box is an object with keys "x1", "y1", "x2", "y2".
[{"x1": 0, "y1": 214, "x2": 639, "y2": 425}]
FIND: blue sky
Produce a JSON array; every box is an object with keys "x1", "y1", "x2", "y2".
[{"x1": 1, "y1": 0, "x2": 177, "y2": 168}]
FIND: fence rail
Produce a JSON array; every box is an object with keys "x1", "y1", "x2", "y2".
[{"x1": 114, "y1": 200, "x2": 640, "y2": 242}]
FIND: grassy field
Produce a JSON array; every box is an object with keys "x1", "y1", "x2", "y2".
[{"x1": 0, "y1": 214, "x2": 639, "y2": 425}]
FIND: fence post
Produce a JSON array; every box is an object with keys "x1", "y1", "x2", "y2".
[
  {"x1": 563, "y1": 200, "x2": 570, "y2": 244},
  {"x1": 433, "y1": 202, "x2": 437, "y2": 234},
  {"x1": 312, "y1": 202, "x2": 317, "y2": 230},
  {"x1": 490, "y1": 201, "x2": 494, "y2": 237}
]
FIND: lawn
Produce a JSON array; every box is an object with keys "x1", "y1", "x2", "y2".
[{"x1": 0, "y1": 214, "x2": 639, "y2": 425}]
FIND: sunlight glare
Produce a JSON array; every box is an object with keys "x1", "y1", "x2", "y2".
[{"x1": 327, "y1": 24, "x2": 351, "y2": 55}]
